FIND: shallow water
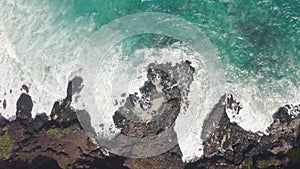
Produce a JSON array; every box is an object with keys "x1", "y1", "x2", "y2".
[{"x1": 0, "y1": 0, "x2": 299, "y2": 162}]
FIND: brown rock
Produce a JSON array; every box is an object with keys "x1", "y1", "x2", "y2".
[
  {"x1": 2, "y1": 99, "x2": 6, "y2": 109},
  {"x1": 16, "y1": 93, "x2": 33, "y2": 120},
  {"x1": 21, "y1": 85, "x2": 29, "y2": 93}
]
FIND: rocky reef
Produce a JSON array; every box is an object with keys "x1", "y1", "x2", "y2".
[
  {"x1": 0, "y1": 81, "x2": 300, "y2": 169},
  {"x1": 113, "y1": 61, "x2": 194, "y2": 138}
]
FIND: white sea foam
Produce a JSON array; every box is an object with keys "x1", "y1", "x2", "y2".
[
  {"x1": 1, "y1": 1, "x2": 299, "y2": 163},
  {"x1": 225, "y1": 67, "x2": 300, "y2": 134},
  {"x1": 90, "y1": 42, "x2": 214, "y2": 161},
  {"x1": 0, "y1": 0, "x2": 93, "y2": 118},
  {"x1": 0, "y1": 25, "x2": 25, "y2": 120}
]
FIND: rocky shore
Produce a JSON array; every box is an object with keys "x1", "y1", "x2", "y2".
[{"x1": 0, "y1": 82, "x2": 300, "y2": 169}]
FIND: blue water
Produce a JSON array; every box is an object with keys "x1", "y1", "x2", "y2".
[
  {"x1": 0, "y1": 0, "x2": 299, "y2": 161},
  {"x1": 47, "y1": 0, "x2": 300, "y2": 83},
  {"x1": 2, "y1": 0, "x2": 299, "y2": 84}
]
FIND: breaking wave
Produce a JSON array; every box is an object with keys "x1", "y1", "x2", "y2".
[{"x1": 0, "y1": 0, "x2": 299, "y2": 162}]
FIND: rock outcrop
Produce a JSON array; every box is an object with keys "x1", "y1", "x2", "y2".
[
  {"x1": 16, "y1": 93, "x2": 33, "y2": 121},
  {"x1": 186, "y1": 101, "x2": 300, "y2": 169},
  {"x1": 0, "y1": 82, "x2": 300, "y2": 168}
]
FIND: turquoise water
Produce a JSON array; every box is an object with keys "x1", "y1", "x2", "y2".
[
  {"x1": 0, "y1": 0, "x2": 299, "y2": 161},
  {"x1": 49, "y1": 0, "x2": 300, "y2": 92},
  {"x1": 1, "y1": 0, "x2": 299, "y2": 136},
  {"x1": 59, "y1": 0, "x2": 300, "y2": 74},
  {"x1": 1, "y1": 0, "x2": 299, "y2": 95}
]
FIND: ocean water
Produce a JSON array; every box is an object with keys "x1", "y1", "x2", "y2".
[{"x1": 0, "y1": 0, "x2": 299, "y2": 162}]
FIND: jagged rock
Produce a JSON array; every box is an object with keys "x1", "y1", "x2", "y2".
[
  {"x1": 113, "y1": 61, "x2": 193, "y2": 138},
  {"x1": 0, "y1": 118, "x2": 127, "y2": 169},
  {"x1": 50, "y1": 81, "x2": 78, "y2": 125},
  {"x1": 1, "y1": 82, "x2": 300, "y2": 169},
  {"x1": 0, "y1": 114, "x2": 8, "y2": 128},
  {"x1": 0, "y1": 156, "x2": 61, "y2": 169},
  {"x1": 201, "y1": 94, "x2": 228, "y2": 141},
  {"x1": 29, "y1": 113, "x2": 49, "y2": 132},
  {"x1": 273, "y1": 107, "x2": 293, "y2": 124},
  {"x1": 16, "y1": 93, "x2": 33, "y2": 121},
  {"x1": 203, "y1": 102, "x2": 261, "y2": 165},
  {"x1": 187, "y1": 100, "x2": 300, "y2": 169},
  {"x1": 124, "y1": 145, "x2": 184, "y2": 169}
]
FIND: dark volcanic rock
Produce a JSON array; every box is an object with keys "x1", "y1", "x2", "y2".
[
  {"x1": 73, "y1": 156, "x2": 128, "y2": 169},
  {"x1": 50, "y1": 81, "x2": 78, "y2": 126},
  {"x1": 113, "y1": 61, "x2": 194, "y2": 138},
  {"x1": 0, "y1": 156, "x2": 61, "y2": 169},
  {"x1": 1, "y1": 82, "x2": 300, "y2": 169},
  {"x1": 16, "y1": 93, "x2": 33, "y2": 121},
  {"x1": 273, "y1": 107, "x2": 293, "y2": 124},
  {"x1": 29, "y1": 113, "x2": 49, "y2": 131},
  {"x1": 0, "y1": 114, "x2": 8, "y2": 128},
  {"x1": 201, "y1": 94, "x2": 228, "y2": 141},
  {"x1": 201, "y1": 97, "x2": 261, "y2": 166},
  {"x1": 124, "y1": 145, "x2": 184, "y2": 169},
  {"x1": 0, "y1": 92, "x2": 125, "y2": 168},
  {"x1": 186, "y1": 95, "x2": 300, "y2": 169}
]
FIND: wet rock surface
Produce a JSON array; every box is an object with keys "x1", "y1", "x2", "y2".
[
  {"x1": 0, "y1": 82, "x2": 300, "y2": 168},
  {"x1": 0, "y1": 115, "x2": 8, "y2": 128},
  {"x1": 113, "y1": 61, "x2": 194, "y2": 138},
  {"x1": 186, "y1": 98, "x2": 300, "y2": 169},
  {"x1": 16, "y1": 93, "x2": 33, "y2": 121},
  {"x1": 0, "y1": 82, "x2": 127, "y2": 169}
]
